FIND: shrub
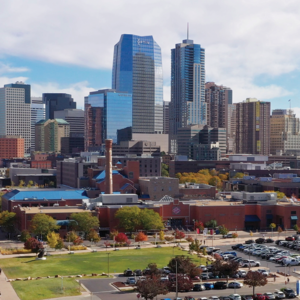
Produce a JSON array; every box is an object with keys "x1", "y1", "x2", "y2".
[
  {"x1": 73, "y1": 237, "x2": 83, "y2": 245},
  {"x1": 0, "y1": 248, "x2": 32, "y2": 255},
  {"x1": 66, "y1": 231, "x2": 78, "y2": 243},
  {"x1": 165, "y1": 236, "x2": 174, "y2": 242},
  {"x1": 69, "y1": 245, "x2": 87, "y2": 251},
  {"x1": 186, "y1": 236, "x2": 194, "y2": 242}
]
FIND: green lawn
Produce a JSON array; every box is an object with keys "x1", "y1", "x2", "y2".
[
  {"x1": 1, "y1": 247, "x2": 205, "y2": 279},
  {"x1": 12, "y1": 278, "x2": 83, "y2": 300}
]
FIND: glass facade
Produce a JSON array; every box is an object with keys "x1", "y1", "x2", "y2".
[
  {"x1": 169, "y1": 39, "x2": 206, "y2": 154},
  {"x1": 85, "y1": 89, "x2": 132, "y2": 144},
  {"x1": 112, "y1": 34, "x2": 163, "y2": 134},
  {"x1": 31, "y1": 97, "x2": 45, "y2": 151}
]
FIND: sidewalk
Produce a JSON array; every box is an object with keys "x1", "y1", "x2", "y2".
[{"x1": 0, "y1": 270, "x2": 20, "y2": 300}]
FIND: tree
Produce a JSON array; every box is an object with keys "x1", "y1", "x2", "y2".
[
  {"x1": 115, "y1": 232, "x2": 128, "y2": 244},
  {"x1": 135, "y1": 232, "x2": 148, "y2": 243},
  {"x1": 219, "y1": 225, "x2": 229, "y2": 237},
  {"x1": 86, "y1": 229, "x2": 101, "y2": 242},
  {"x1": 167, "y1": 275, "x2": 194, "y2": 292},
  {"x1": 126, "y1": 239, "x2": 131, "y2": 249},
  {"x1": 232, "y1": 233, "x2": 238, "y2": 239},
  {"x1": 66, "y1": 231, "x2": 78, "y2": 243},
  {"x1": 195, "y1": 221, "x2": 204, "y2": 231},
  {"x1": 55, "y1": 237, "x2": 64, "y2": 250},
  {"x1": 186, "y1": 236, "x2": 194, "y2": 243},
  {"x1": 208, "y1": 176, "x2": 222, "y2": 189},
  {"x1": 30, "y1": 214, "x2": 60, "y2": 240},
  {"x1": 211, "y1": 260, "x2": 239, "y2": 278},
  {"x1": 20, "y1": 230, "x2": 31, "y2": 242},
  {"x1": 277, "y1": 226, "x2": 283, "y2": 239},
  {"x1": 159, "y1": 230, "x2": 165, "y2": 241},
  {"x1": 168, "y1": 256, "x2": 201, "y2": 278},
  {"x1": 18, "y1": 180, "x2": 25, "y2": 187},
  {"x1": 139, "y1": 208, "x2": 164, "y2": 231},
  {"x1": 24, "y1": 237, "x2": 44, "y2": 255},
  {"x1": 115, "y1": 206, "x2": 164, "y2": 232},
  {"x1": 115, "y1": 206, "x2": 141, "y2": 232},
  {"x1": 28, "y1": 180, "x2": 34, "y2": 186},
  {"x1": 233, "y1": 172, "x2": 244, "y2": 179},
  {"x1": 189, "y1": 239, "x2": 201, "y2": 254},
  {"x1": 70, "y1": 212, "x2": 99, "y2": 238},
  {"x1": 104, "y1": 241, "x2": 111, "y2": 250},
  {"x1": 161, "y1": 163, "x2": 169, "y2": 177},
  {"x1": 293, "y1": 224, "x2": 299, "y2": 233},
  {"x1": 165, "y1": 236, "x2": 174, "y2": 242},
  {"x1": 276, "y1": 191, "x2": 285, "y2": 199},
  {"x1": 205, "y1": 219, "x2": 217, "y2": 229},
  {"x1": 47, "y1": 231, "x2": 59, "y2": 248},
  {"x1": 243, "y1": 271, "x2": 267, "y2": 296},
  {"x1": 0, "y1": 211, "x2": 16, "y2": 234},
  {"x1": 145, "y1": 263, "x2": 161, "y2": 278},
  {"x1": 73, "y1": 237, "x2": 83, "y2": 245},
  {"x1": 174, "y1": 230, "x2": 185, "y2": 241},
  {"x1": 136, "y1": 276, "x2": 168, "y2": 300},
  {"x1": 250, "y1": 231, "x2": 254, "y2": 237},
  {"x1": 109, "y1": 229, "x2": 118, "y2": 240}
]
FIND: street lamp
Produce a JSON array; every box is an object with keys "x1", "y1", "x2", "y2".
[
  {"x1": 106, "y1": 253, "x2": 111, "y2": 277},
  {"x1": 234, "y1": 279, "x2": 236, "y2": 294},
  {"x1": 175, "y1": 259, "x2": 178, "y2": 299}
]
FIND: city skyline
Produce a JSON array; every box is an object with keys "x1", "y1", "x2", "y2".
[{"x1": 0, "y1": 1, "x2": 300, "y2": 117}]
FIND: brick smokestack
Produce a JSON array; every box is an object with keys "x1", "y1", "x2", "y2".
[{"x1": 105, "y1": 139, "x2": 113, "y2": 194}]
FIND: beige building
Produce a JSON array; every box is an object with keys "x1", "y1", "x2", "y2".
[
  {"x1": 35, "y1": 119, "x2": 70, "y2": 153},
  {"x1": 139, "y1": 176, "x2": 179, "y2": 200},
  {"x1": 270, "y1": 109, "x2": 300, "y2": 155}
]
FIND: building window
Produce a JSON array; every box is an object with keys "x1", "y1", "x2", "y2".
[
  {"x1": 128, "y1": 172, "x2": 134, "y2": 179},
  {"x1": 291, "y1": 211, "x2": 297, "y2": 215}
]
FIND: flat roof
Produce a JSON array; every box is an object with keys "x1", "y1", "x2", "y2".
[{"x1": 20, "y1": 206, "x2": 86, "y2": 214}]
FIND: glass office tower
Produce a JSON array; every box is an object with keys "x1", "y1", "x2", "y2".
[
  {"x1": 169, "y1": 38, "x2": 206, "y2": 154},
  {"x1": 112, "y1": 34, "x2": 163, "y2": 134},
  {"x1": 31, "y1": 97, "x2": 45, "y2": 152},
  {"x1": 85, "y1": 89, "x2": 132, "y2": 144}
]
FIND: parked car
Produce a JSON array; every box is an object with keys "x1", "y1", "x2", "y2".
[
  {"x1": 126, "y1": 277, "x2": 136, "y2": 285},
  {"x1": 232, "y1": 244, "x2": 243, "y2": 250},
  {"x1": 219, "y1": 297, "x2": 231, "y2": 300},
  {"x1": 254, "y1": 294, "x2": 266, "y2": 300},
  {"x1": 124, "y1": 269, "x2": 133, "y2": 276},
  {"x1": 245, "y1": 240, "x2": 255, "y2": 244},
  {"x1": 193, "y1": 284, "x2": 206, "y2": 291},
  {"x1": 264, "y1": 293, "x2": 276, "y2": 300},
  {"x1": 255, "y1": 238, "x2": 266, "y2": 244},
  {"x1": 242, "y1": 296, "x2": 253, "y2": 300},
  {"x1": 228, "y1": 294, "x2": 242, "y2": 300},
  {"x1": 203, "y1": 282, "x2": 214, "y2": 290},
  {"x1": 274, "y1": 290, "x2": 285, "y2": 299},
  {"x1": 265, "y1": 238, "x2": 274, "y2": 243},
  {"x1": 237, "y1": 270, "x2": 247, "y2": 277},
  {"x1": 209, "y1": 297, "x2": 220, "y2": 300},
  {"x1": 214, "y1": 281, "x2": 227, "y2": 289},
  {"x1": 285, "y1": 237, "x2": 295, "y2": 241},
  {"x1": 228, "y1": 282, "x2": 243, "y2": 288},
  {"x1": 133, "y1": 269, "x2": 142, "y2": 276},
  {"x1": 257, "y1": 269, "x2": 269, "y2": 276},
  {"x1": 225, "y1": 234, "x2": 233, "y2": 238},
  {"x1": 240, "y1": 259, "x2": 260, "y2": 267},
  {"x1": 275, "y1": 240, "x2": 285, "y2": 245},
  {"x1": 281, "y1": 258, "x2": 300, "y2": 266},
  {"x1": 282, "y1": 288, "x2": 297, "y2": 298},
  {"x1": 184, "y1": 297, "x2": 195, "y2": 300}
]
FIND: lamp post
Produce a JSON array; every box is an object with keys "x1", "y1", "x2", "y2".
[
  {"x1": 61, "y1": 276, "x2": 64, "y2": 293},
  {"x1": 106, "y1": 253, "x2": 110, "y2": 277},
  {"x1": 234, "y1": 279, "x2": 236, "y2": 294},
  {"x1": 175, "y1": 259, "x2": 178, "y2": 299}
]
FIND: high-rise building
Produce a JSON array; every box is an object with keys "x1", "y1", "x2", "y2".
[
  {"x1": 236, "y1": 98, "x2": 270, "y2": 155},
  {"x1": 84, "y1": 89, "x2": 132, "y2": 146},
  {"x1": 227, "y1": 103, "x2": 236, "y2": 154},
  {"x1": 31, "y1": 97, "x2": 45, "y2": 152},
  {"x1": 169, "y1": 38, "x2": 206, "y2": 154},
  {"x1": 43, "y1": 93, "x2": 76, "y2": 120},
  {"x1": 0, "y1": 82, "x2": 31, "y2": 153},
  {"x1": 0, "y1": 136, "x2": 24, "y2": 159},
  {"x1": 35, "y1": 119, "x2": 70, "y2": 153},
  {"x1": 163, "y1": 101, "x2": 170, "y2": 134},
  {"x1": 112, "y1": 34, "x2": 163, "y2": 134},
  {"x1": 54, "y1": 109, "x2": 84, "y2": 137},
  {"x1": 270, "y1": 109, "x2": 300, "y2": 155}
]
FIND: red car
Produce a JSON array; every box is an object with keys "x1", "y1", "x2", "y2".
[
  {"x1": 286, "y1": 236, "x2": 295, "y2": 241},
  {"x1": 254, "y1": 294, "x2": 266, "y2": 300}
]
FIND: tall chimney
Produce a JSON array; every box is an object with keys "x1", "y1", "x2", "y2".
[{"x1": 105, "y1": 139, "x2": 113, "y2": 194}]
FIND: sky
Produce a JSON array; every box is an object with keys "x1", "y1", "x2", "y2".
[{"x1": 1, "y1": 0, "x2": 300, "y2": 116}]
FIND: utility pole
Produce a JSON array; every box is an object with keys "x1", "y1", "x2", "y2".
[
  {"x1": 175, "y1": 259, "x2": 178, "y2": 299},
  {"x1": 107, "y1": 253, "x2": 111, "y2": 277}
]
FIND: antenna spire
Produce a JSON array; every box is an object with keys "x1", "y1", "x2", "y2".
[{"x1": 187, "y1": 22, "x2": 189, "y2": 40}]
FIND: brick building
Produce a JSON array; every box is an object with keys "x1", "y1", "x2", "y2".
[{"x1": 0, "y1": 136, "x2": 24, "y2": 159}]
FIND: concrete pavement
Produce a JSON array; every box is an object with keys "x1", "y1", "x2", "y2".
[{"x1": 0, "y1": 270, "x2": 20, "y2": 300}]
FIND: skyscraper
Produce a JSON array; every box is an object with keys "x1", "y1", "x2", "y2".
[
  {"x1": 0, "y1": 82, "x2": 31, "y2": 153},
  {"x1": 31, "y1": 97, "x2": 45, "y2": 152},
  {"x1": 270, "y1": 109, "x2": 300, "y2": 155},
  {"x1": 236, "y1": 98, "x2": 270, "y2": 155},
  {"x1": 54, "y1": 109, "x2": 84, "y2": 136},
  {"x1": 169, "y1": 38, "x2": 206, "y2": 154},
  {"x1": 43, "y1": 93, "x2": 76, "y2": 120},
  {"x1": 84, "y1": 89, "x2": 132, "y2": 147},
  {"x1": 112, "y1": 34, "x2": 163, "y2": 134}
]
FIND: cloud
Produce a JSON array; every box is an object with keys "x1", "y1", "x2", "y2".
[
  {"x1": 292, "y1": 107, "x2": 300, "y2": 119},
  {"x1": 0, "y1": 63, "x2": 29, "y2": 75},
  {"x1": 1, "y1": 0, "x2": 300, "y2": 103}
]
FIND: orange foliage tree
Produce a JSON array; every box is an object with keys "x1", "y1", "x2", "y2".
[{"x1": 135, "y1": 232, "x2": 148, "y2": 243}]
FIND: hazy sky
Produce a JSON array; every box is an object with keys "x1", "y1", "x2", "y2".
[{"x1": 1, "y1": 0, "x2": 300, "y2": 116}]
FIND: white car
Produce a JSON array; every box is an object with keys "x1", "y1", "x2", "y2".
[
  {"x1": 282, "y1": 258, "x2": 300, "y2": 266},
  {"x1": 237, "y1": 270, "x2": 247, "y2": 277},
  {"x1": 257, "y1": 269, "x2": 269, "y2": 276},
  {"x1": 229, "y1": 294, "x2": 241, "y2": 300},
  {"x1": 240, "y1": 260, "x2": 260, "y2": 267},
  {"x1": 209, "y1": 297, "x2": 220, "y2": 300},
  {"x1": 228, "y1": 282, "x2": 243, "y2": 288},
  {"x1": 274, "y1": 290, "x2": 285, "y2": 299}
]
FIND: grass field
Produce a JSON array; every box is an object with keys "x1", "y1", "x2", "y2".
[
  {"x1": 1, "y1": 247, "x2": 205, "y2": 279},
  {"x1": 12, "y1": 278, "x2": 83, "y2": 300}
]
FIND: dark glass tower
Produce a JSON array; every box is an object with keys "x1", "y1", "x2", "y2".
[
  {"x1": 43, "y1": 93, "x2": 76, "y2": 120},
  {"x1": 112, "y1": 34, "x2": 163, "y2": 134},
  {"x1": 169, "y1": 38, "x2": 206, "y2": 154}
]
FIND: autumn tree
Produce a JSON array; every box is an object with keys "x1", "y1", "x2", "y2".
[
  {"x1": 211, "y1": 259, "x2": 239, "y2": 278},
  {"x1": 233, "y1": 172, "x2": 244, "y2": 179},
  {"x1": 244, "y1": 271, "x2": 267, "y2": 296},
  {"x1": 135, "y1": 232, "x2": 148, "y2": 243},
  {"x1": 232, "y1": 233, "x2": 238, "y2": 239},
  {"x1": 73, "y1": 236, "x2": 83, "y2": 245},
  {"x1": 159, "y1": 230, "x2": 165, "y2": 241},
  {"x1": 186, "y1": 236, "x2": 194, "y2": 243},
  {"x1": 115, "y1": 232, "x2": 128, "y2": 244},
  {"x1": 189, "y1": 239, "x2": 201, "y2": 254},
  {"x1": 47, "y1": 231, "x2": 59, "y2": 248},
  {"x1": 145, "y1": 263, "x2": 161, "y2": 278},
  {"x1": 136, "y1": 276, "x2": 168, "y2": 300},
  {"x1": 209, "y1": 176, "x2": 222, "y2": 188},
  {"x1": 168, "y1": 256, "x2": 201, "y2": 278},
  {"x1": 104, "y1": 241, "x2": 111, "y2": 250},
  {"x1": 167, "y1": 276, "x2": 194, "y2": 292},
  {"x1": 66, "y1": 231, "x2": 78, "y2": 242},
  {"x1": 165, "y1": 236, "x2": 174, "y2": 242},
  {"x1": 24, "y1": 237, "x2": 44, "y2": 255},
  {"x1": 294, "y1": 224, "x2": 299, "y2": 232},
  {"x1": 20, "y1": 230, "x2": 31, "y2": 242},
  {"x1": 55, "y1": 237, "x2": 64, "y2": 250},
  {"x1": 70, "y1": 212, "x2": 99, "y2": 238},
  {"x1": 219, "y1": 225, "x2": 229, "y2": 237},
  {"x1": 0, "y1": 211, "x2": 16, "y2": 234},
  {"x1": 174, "y1": 230, "x2": 185, "y2": 241},
  {"x1": 30, "y1": 213, "x2": 60, "y2": 240},
  {"x1": 277, "y1": 226, "x2": 283, "y2": 239},
  {"x1": 195, "y1": 221, "x2": 204, "y2": 231},
  {"x1": 109, "y1": 229, "x2": 118, "y2": 240},
  {"x1": 86, "y1": 229, "x2": 101, "y2": 242}
]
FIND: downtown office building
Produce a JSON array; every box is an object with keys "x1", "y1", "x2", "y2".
[
  {"x1": 0, "y1": 82, "x2": 31, "y2": 154},
  {"x1": 169, "y1": 38, "x2": 206, "y2": 154},
  {"x1": 112, "y1": 34, "x2": 163, "y2": 134}
]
